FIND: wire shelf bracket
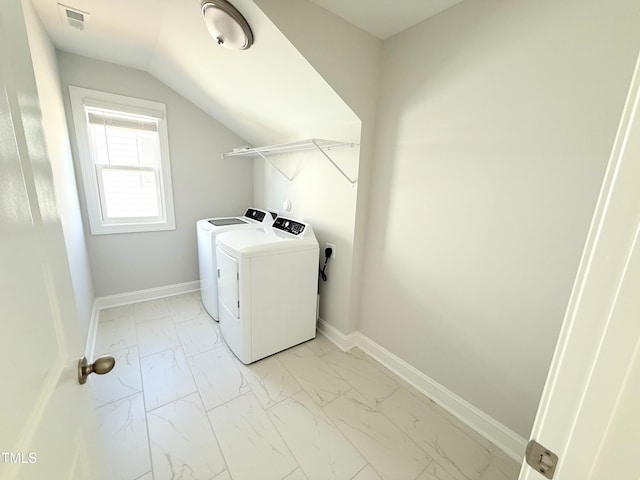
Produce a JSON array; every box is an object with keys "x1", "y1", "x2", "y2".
[{"x1": 222, "y1": 138, "x2": 359, "y2": 185}]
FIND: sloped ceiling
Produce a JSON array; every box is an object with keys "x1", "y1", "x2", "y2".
[
  {"x1": 307, "y1": 0, "x2": 464, "y2": 39},
  {"x1": 31, "y1": 0, "x2": 465, "y2": 145},
  {"x1": 30, "y1": 0, "x2": 359, "y2": 145}
]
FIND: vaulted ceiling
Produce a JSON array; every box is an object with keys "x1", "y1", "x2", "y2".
[
  {"x1": 307, "y1": 0, "x2": 464, "y2": 39},
  {"x1": 30, "y1": 0, "x2": 462, "y2": 145}
]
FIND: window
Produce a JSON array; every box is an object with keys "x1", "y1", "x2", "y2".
[{"x1": 69, "y1": 86, "x2": 175, "y2": 234}]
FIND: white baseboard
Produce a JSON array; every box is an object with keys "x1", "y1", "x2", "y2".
[
  {"x1": 94, "y1": 280, "x2": 200, "y2": 310},
  {"x1": 316, "y1": 317, "x2": 359, "y2": 350},
  {"x1": 317, "y1": 318, "x2": 527, "y2": 461}
]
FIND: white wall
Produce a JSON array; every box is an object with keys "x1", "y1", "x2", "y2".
[
  {"x1": 253, "y1": 0, "x2": 381, "y2": 333},
  {"x1": 358, "y1": 0, "x2": 640, "y2": 438},
  {"x1": 22, "y1": 0, "x2": 95, "y2": 341},
  {"x1": 57, "y1": 52, "x2": 253, "y2": 296}
]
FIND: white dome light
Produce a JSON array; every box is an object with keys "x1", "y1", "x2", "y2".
[{"x1": 201, "y1": 0, "x2": 253, "y2": 50}]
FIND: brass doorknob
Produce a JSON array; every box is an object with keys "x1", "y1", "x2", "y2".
[{"x1": 78, "y1": 356, "x2": 116, "y2": 385}]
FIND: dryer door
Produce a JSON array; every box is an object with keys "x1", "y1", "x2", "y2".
[{"x1": 217, "y1": 246, "x2": 240, "y2": 318}]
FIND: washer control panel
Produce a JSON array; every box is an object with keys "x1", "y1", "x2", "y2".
[
  {"x1": 273, "y1": 217, "x2": 306, "y2": 236},
  {"x1": 244, "y1": 208, "x2": 266, "y2": 222}
]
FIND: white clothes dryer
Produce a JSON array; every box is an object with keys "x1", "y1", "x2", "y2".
[
  {"x1": 197, "y1": 208, "x2": 274, "y2": 320},
  {"x1": 216, "y1": 216, "x2": 319, "y2": 364}
]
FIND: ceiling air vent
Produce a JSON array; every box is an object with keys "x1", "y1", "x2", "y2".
[{"x1": 57, "y1": 4, "x2": 89, "y2": 31}]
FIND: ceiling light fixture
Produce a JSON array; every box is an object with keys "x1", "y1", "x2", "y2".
[{"x1": 201, "y1": 0, "x2": 253, "y2": 50}]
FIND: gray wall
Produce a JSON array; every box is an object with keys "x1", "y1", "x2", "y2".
[
  {"x1": 254, "y1": 0, "x2": 382, "y2": 333},
  {"x1": 57, "y1": 52, "x2": 253, "y2": 296},
  {"x1": 23, "y1": 0, "x2": 95, "y2": 341},
  {"x1": 358, "y1": 0, "x2": 640, "y2": 437}
]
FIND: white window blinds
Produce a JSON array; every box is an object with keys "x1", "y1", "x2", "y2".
[
  {"x1": 85, "y1": 107, "x2": 164, "y2": 222},
  {"x1": 69, "y1": 86, "x2": 175, "y2": 235}
]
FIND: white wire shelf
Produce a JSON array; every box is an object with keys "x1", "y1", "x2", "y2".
[{"x1": 222, "y1": 138, "x2": 358, "y2": 184}]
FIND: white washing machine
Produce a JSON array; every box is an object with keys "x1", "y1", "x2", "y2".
[
  {"x1": 197, "y1": 208, "x2": 275, "y2": 320},
  {"x1": 216, "y1": 216, "x2": 319, "y2": 364}
]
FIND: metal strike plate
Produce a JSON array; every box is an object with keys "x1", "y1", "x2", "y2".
[{"x1": 526, "y1": 440, "x2": 558, "y2": 479}]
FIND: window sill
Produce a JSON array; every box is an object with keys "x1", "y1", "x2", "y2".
[{"x1": 89, "y1": 220, "x2": 176, "y2": 235}]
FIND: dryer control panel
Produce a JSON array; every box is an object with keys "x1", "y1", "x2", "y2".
[{"x1": 273, "y1": 217, "x2": 306, "y2": 236}]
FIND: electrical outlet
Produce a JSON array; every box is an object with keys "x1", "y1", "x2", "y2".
[{"x1": 325, "y1": 242, "x2": 336, "y2": 259}]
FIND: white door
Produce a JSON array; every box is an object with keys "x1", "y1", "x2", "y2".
[
  {"x1": 519, "y1": 52, "x2": 640, "y2": 479},
  {"x1": 0, "y1": 2, "x2": 104, "y2": 479}
]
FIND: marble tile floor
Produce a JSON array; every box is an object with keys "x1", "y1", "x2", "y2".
[{"x1": 91, "y1": 292, "x2": 521, "y2": 480}]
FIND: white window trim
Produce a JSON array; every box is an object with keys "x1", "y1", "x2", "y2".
[{"x1": 68, "y1": 86, "x2": 176, "y2": 235}]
